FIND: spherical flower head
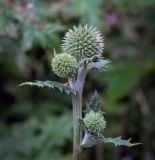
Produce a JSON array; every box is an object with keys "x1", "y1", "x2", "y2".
[
  {"x1": 52, "y1": 53, "x2": 77, "y2": 78},
  {"x1": 83, "y1": 110, "x2": 106, "y2": 136},
  {"x1": 62, "y1": 25, "x2": 104, "y2": 61}
]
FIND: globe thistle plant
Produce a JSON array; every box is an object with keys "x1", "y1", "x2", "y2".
[
  {"x1": 52, "y1": 53, "x2": 77, "y2": 78},
  {"x1": 83, "y1": 111, "x2": 106, "y2": 136},
  {"x1": 62, "y1": 25, "x2": 104, "y2": 61},
  {"x1": 20, "y1": 25, "x2": 140, "y2": 160}
]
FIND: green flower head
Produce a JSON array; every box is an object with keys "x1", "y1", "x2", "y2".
[
  {"x1": 52, "y1": 53, "x2": 77, "y2": 78},
  {"x1": 83, "y1": 110, "x2": 106, "y2": 136},
  {"x1": 62, "y1": 25, "x2": 104, "y2": 61}
]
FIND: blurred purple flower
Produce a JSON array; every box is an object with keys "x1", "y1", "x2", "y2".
[
  {"x1": 27, "y1": 2, "x2": 34, "y2": 9},
  {"x1": 105, "y1": 13, "x2": 118, "y2": 27}
]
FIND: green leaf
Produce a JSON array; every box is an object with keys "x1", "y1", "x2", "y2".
[
  {"x1": 73, "y1": 0, "x2": 103, "y2": 28},
  {"x1": 78, "y1": 55, "x2": 100, "y2": 67},
  {"x1": 88, "y1": 59, "x2": 110, "y2": 71},
  {"x1": 103, "y1": 137, "x2": 142, "y2": 147},
  {"x1": 78, "y1": 55, "x2": 110, "y2": 72},
  {"x1": 85, "y1": 91, "x2": 101, "y2": 114},
  {"x1": 104, "y1": 62, "x2": 143, "y2": 102},
  {"x1": 21, "y1": 27, "x2": 33, "y2": 51},
  {"x1": 0, "y1": 112, "x2": 72, "y2": 160},
  {"x1": 19, "y1": 81, "x2": 77, "y2": 95},
  {"x1": 80, "y1": 119, "x2": 141, "y2": 148},
  {"x1": 81, "y1": 136, "x2": 141, "y2": 148}
]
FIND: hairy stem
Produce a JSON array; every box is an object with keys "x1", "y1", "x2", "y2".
[{"x1": 69, "y1": 66, "x2": 87, "y2": 160}]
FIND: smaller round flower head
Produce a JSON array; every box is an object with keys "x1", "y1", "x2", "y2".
[
  {"x1": 62, "y1": 25, "x2": 104, "y2": 61},
  {"x1": 83, "y1": 110, "x2": 106, "y2": 136},
  {"x1": 52, "y1": 53, "x2": 77, "y2": 78}
]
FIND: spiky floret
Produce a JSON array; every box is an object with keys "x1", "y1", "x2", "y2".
[
  {"x1": 52, "y1": 53, "x2": 77, "y2": 78},
  {"x1": 62, "y1": 25, "x2": 104, "y2": 61},
  {"x1": 83, "y1": 110, "x2": 106, "y2": 136}
]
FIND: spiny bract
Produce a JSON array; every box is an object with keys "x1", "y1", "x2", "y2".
[
  {"x1": 62, "y1": 25, "x2": 104, "y2": 61},
  {"x1": 52, "y1": 53, "x2": 77, "y2": 78},
  {"x1": 83, "y1": 110, "x2": 106, "y2": 136}
]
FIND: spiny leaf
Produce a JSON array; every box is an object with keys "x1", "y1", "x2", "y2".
[
  {"x1": 19, "y1": 81, "x2": 77, "y2": 95},
  {"x1": 87, "y1": 59, "x2": 110, "y2": 71},
  {"x1": 78, "y1": 55, "x2": 100, "y2": 67},
  {"x1": 85, "y1": 91, "x2": 101, "y2": 114},
  {"x1": 80, "y1": 119, "x2": 141, "y2": 148},
  {"x1": 81, "y1": 136, "x2": 141, "y2": 148},
  {"x1": 78, "y1": 55, "x2": 110, "y2": 72},
  {"x1": 103, "y1": 137, "x2": 142, "y2": 147}
]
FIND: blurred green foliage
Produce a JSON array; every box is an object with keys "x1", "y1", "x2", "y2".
[{"x1": 0, "y1": 0, "x2": 155, "y2": 159}]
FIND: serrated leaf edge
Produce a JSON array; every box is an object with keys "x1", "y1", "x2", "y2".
[{"x1": 19, "y1": 80, "x2": 77, "y2": 95}]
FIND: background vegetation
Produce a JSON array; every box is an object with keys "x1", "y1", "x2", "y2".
[{"x1": 0, "y1": 0, "x2": 155, "y2": 159}]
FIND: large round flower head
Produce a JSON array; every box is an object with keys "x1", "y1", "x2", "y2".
[
  {"x1": 52, "y1": 53, "x2": 77, "y2": 78},
  {"x1": 62, "y1": 25, "x2": 104, "y2": 61},
  {"x1": 83, "y1": 110, "x2": 106, "y2": 136}
]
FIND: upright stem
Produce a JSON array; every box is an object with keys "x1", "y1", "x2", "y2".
[
  {"x1": 69, "y1": 66, "x2": 87, "y2": 160},
  {"x1": 72, "y1": 91, "x2": 82, "y2": 160}
]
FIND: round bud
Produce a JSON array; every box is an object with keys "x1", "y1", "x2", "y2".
[
  {"x1": 52, "y1": 53, "x2": 77, "y2": 78},
  {"x1": 62, "y1": 25, "x2": 104, "y2": 61},
  {"x1": 83, "y1": 111, "x2": 106, "y2": 136}
]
